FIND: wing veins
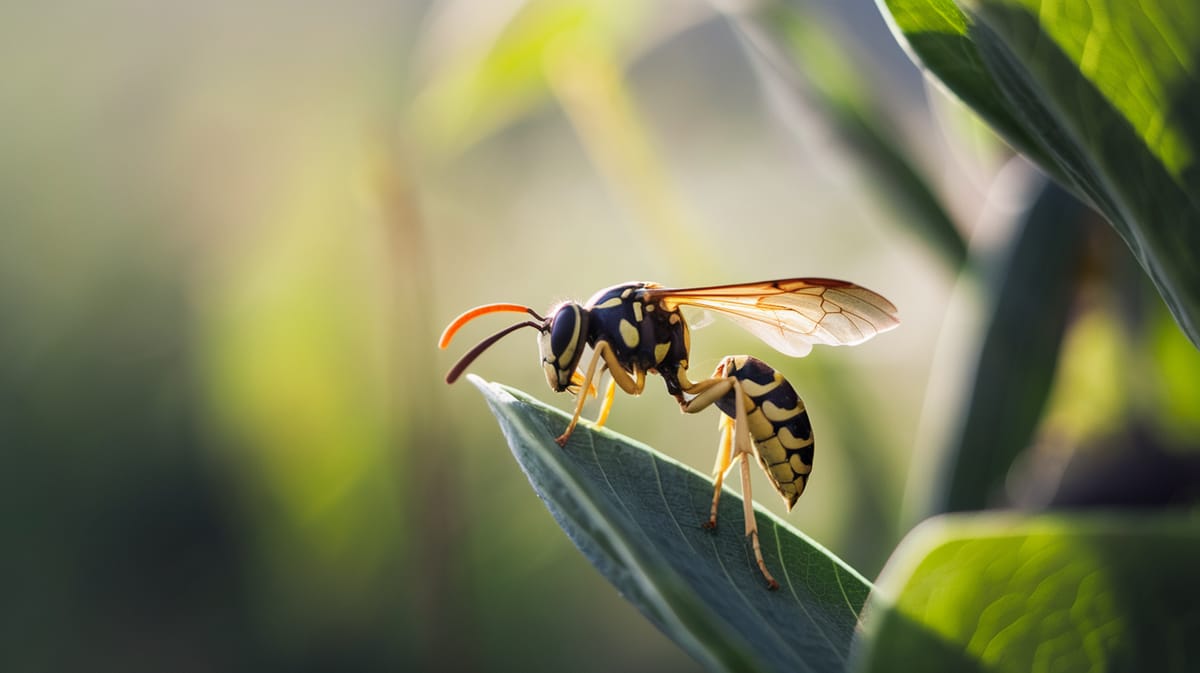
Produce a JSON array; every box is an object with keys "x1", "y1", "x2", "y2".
[{"x1": 642, "y1": 278, "x2": 898, "y2": 357}]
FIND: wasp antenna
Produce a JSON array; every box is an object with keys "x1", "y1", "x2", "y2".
[
  {"x1": 438, "y1": 303, "x2": 544, "y2": 349},
  {"x1": 445, "y1": 320, "x2": 542, "y2": 384}
]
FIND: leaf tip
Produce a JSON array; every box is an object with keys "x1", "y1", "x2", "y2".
[{"x1": 464, "y1": 373, "x2": 507, "y2": 398}]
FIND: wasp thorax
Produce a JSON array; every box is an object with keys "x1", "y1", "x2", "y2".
[{"x1": 539, "y1": 302, "x2": 588, "y2": 391}]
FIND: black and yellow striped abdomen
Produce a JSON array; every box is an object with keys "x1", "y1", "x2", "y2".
[{"x1": 713, "y1": 355, "x2": 813, "y2": 510}]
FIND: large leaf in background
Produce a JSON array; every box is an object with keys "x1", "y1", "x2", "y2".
[
  {"x1": 853, "y1": 513, "x2": 1200, "y2": 673},
  {"x1": 930, "y1": 179, "x2": 1090, "y2": 514},
  {"x1": 468, "y1": 376, "x2": 870, "y2": 673},
  {"x1": 877, "y1": 0, "x2": 1200, "y2": 348}
]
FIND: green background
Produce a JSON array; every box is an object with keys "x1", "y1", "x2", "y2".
[{"x1": 3, "y1": 0, "x2": 1197, "y2": 670}]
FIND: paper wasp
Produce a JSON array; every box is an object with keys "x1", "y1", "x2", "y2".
[{"x1": 439, "y1": 278, "x2": 899, "y2": 589}]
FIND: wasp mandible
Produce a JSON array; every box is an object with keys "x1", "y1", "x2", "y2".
[{"x1": 439, "y1": 279, "x2": 899, "y2": 589}]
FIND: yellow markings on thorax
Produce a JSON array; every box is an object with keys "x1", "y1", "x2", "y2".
[
  {"x1": 619, "y1": 319, "x2": 640, "y2": 348},
  {"x1": 654, "y1": 342, "x2": 670, "y2": 363},
  {"x1": 593, "y1": 296, "x2": 624, "y2": 310},
  {"x1": 632, "y1": 302, "x2": 643, "y2": 322}
]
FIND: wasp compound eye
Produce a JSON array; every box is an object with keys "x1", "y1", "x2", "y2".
[
  {"x1": 545, "y1": 303, "x2": 588, "y2": 390},
  {"x1": 549, "y1": 304, "x2": 582, "y2": 361}
]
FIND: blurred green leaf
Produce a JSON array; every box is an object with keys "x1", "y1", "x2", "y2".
[
  {"x1": 933, "y1": 180, "x2": 1089, "y2": 513},
  {"x1": 878, "y1": 0, "x2": 1200, "y2": 348},
  {"x1": 469, "y1": 376, "x2": 870, "y2": 673},
  {"x1": 931, "y1": 179, "x2": 1094, "y2": 513},
  {"x1": 803, "y1": 356, "x2": 904, "y2": 572},
  {"x1": 728, "y1": 4, "x2": 968, "y2": 271},
  {"x1": 854, "y1": 512, "x2": 1200, "y2": 673},
  {"x1": 1148, "y1": 299, "x2": 1200, "y2": 447},
  {"x1": 409, "y1": 0, "x2": 644, "y2": 157}
]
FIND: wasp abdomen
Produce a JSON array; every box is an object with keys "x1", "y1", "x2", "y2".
[{"x1": 714, "y1": 355, "x2": 813, "y2": 510}]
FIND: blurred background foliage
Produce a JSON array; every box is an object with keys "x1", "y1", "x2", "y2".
[{"x1": 1, "y1": 0, "x2": 1196, "y2": 671}]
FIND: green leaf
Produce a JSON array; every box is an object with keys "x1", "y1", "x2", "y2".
[
  {"x1": 409, "y1": 0, "x2": 645, "y2": 157},
  {"x1": 932, "y1": 179, "x2": 1090, "y2": 514},
  {"x1": 1148, "y1": 298, "x2": 1200, "y2": 446},
  {"x1": 879, "y1": 0, "x2": 1050, "y2": 166},
  {"x1": 853, "y1": 512, "x2": 1200, "y2": 673},
  {"x1": 877, "y1": 0, "x2": 1200, "y2": 348},
  {"x1": 468, "y1": 375, "x2": 871, "y2": 673}
]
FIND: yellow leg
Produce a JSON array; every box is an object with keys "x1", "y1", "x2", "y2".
[
  {"x1": 676, "y1": 357, "x2": 742, "y2": 416},
  {"x1": 594, "y1": 377, "x2": 617, "y2": 428},
  {"x1": 678, "y1": 364, "x2": 739, "y2": 514},
  {"x1": 703, "y1": 414, "x2": 734, "y2": 529},
  {"x1": 570, "y1": 370, "x2": 599, "y2": 399},
  {"x1": 681, "y1": 359, "x2": 779, "y2": 590},
  {"x1": 731, "y1": 377, "x2": 779, "y2": 591},
  {"x1": 556, "y1": 341, "x2": 645, "y2": 447}
]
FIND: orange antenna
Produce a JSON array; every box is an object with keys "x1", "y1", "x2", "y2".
[
  {"x1": 439, "y1": 302, "x2": 547, "y2": 384},
  {"x1": 443, "y1": 319, "x2": 543, "y2": 384},
  {"x1": 438, "y1": 303, "x2": 544, "y2": 349}
]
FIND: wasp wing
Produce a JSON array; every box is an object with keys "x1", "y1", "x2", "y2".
[{"x1": 644, "y1": 278, "x2": 899, "y2": 358}]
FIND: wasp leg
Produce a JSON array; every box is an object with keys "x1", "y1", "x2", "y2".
[
  {"x1": 680, "y1": 365, "x2": 780, "y2": 590},
  {"x1": 702, "y1": 414, "x2": 734, "y2": 530},
  {"x1": 736, "y1": 413, "x2": 779, "y2": 591},
  {"x1": 570, "y1": 370, "x2": 600, "y2": 399},
  {"x1": 594, "y1": 377, "x2": 617, "y2": 428},
  {"x1": 556, "y1": 341, "x2": 645, "y2": 447}
]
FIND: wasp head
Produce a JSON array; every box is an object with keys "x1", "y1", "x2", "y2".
[{"x1": 539, "y1": 302, "x2": 590, "y2": 392}]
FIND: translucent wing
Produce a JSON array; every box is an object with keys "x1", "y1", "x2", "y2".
[{"x1": 643, "y1": 278, "x2": 899, "y2": 357}]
